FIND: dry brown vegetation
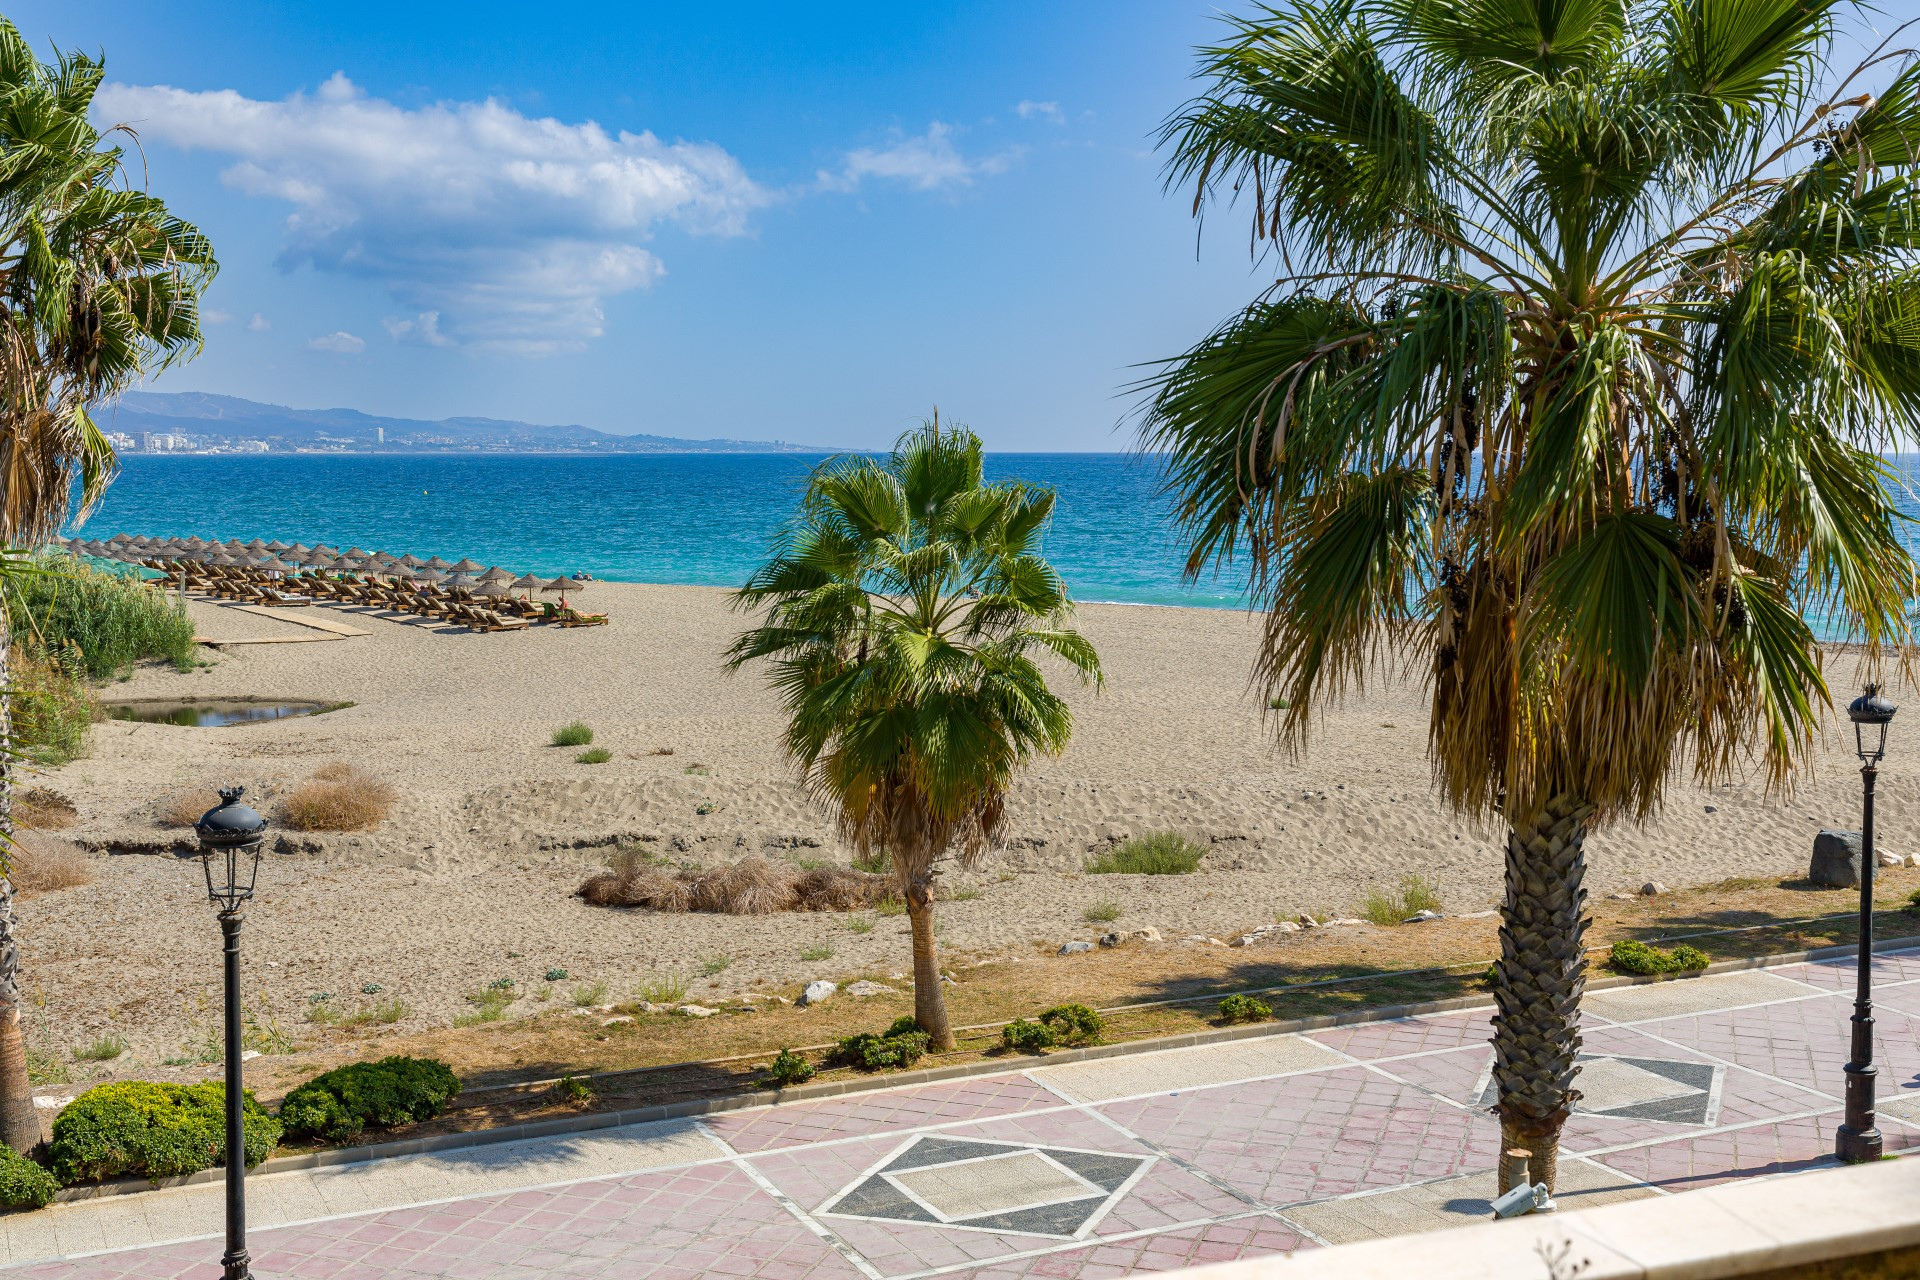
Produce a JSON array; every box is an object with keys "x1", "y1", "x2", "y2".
[
  {"x1": 278, "y1": 764, "x2": 396, "y2": 832},
  {"x1": 578, "y1": 851, "x2": 891, "y2": 915},
  {"x1": 16, "y1": 787, "x2": 77, "y2": 830},
  {"x1": 10, "y1": 837, "x2": 93, "y2": 896},
  {"x1": 156, "y1": 789, "x2": 214, "y2": 828}
]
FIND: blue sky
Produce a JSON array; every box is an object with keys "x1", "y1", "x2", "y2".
[{"x1": 14, "y1": 1, "x2": 1272, "y2": 451}]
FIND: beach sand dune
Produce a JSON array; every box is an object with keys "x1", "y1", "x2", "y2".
[{"x1": 20, "y1": 583, "x2": 1908, "y2": 1057}]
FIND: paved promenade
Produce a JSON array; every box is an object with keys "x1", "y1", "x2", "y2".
[{"x1": 9, "y1": 948, "x2": 1920, "y2": 1278}]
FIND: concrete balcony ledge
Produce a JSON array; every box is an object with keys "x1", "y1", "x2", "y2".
[{"x1": 1175, "y1": 1153, "x2": 1920, "y2": 1280}]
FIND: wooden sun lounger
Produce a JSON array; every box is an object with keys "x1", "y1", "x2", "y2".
[{"x1": 557, "y1": 607, "x2": 609, "y2": 627}]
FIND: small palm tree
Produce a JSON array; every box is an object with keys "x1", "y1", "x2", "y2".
[
  {"x1": 0, "y1": 24, "x2": 214, "y2": 1149},
  {"x1": 729, "y1": 421, "x2": 1101, "y2": 1048},
  {"x1": 1141, "y1": 1, "x2": 1919, "y2": 1190}
]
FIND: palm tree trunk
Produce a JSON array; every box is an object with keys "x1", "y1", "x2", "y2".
[
  {"x1": 904, "y1": 876, "x2": 955, "y2": 1051},
  {"x1": 1490, "y1": 793, "x2": 1593, "y2": 1195},
  {"x1": 0, "y1": 623, "x2": 37, "y2": 1153}
]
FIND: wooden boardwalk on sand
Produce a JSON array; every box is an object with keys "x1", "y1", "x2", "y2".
[{"x1": 194, "y1": 604, "x2": 371, "y2": 645}]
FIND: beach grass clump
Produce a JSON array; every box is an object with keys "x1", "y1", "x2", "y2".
[
  {"x1": 11, "y1": 554, "x2": 197, "y2": 677},
  {"x1": 1359, "y1": 874, "x2": 1444, "y2": 926},
  {"x1": 73, "y1": 1034, "x2": 127, "y2": 1062},
  {"x1": 577, "y1": 853, "x2": 891, "y2": 916},
  {"x1": 13, "y1": 839, "x2": 92, "y2": 897},
  {"x1": 1083, "y1": 899, "x2": 1122, "y2": 924},
  {"x1": 454, "y1": 984, "x2": 516, "y2": 1026},
  {"x1": 800, "y1": 942, "x2": 834, "y2": 962},
  {"x1": 1609, "y1": 940, "x2": 1710, "y2": 976},
  {"x1": 575, "y1": 747, "x2": 612, "y2": 764},
  {"x1": 10, "y1": 647, "x2": 96, "y2": 765},
  {"x1": 16, "y1": 787, "x2": 76, "y2": 830},
  {"x1": 638, "y1": 972, "x2": 689, "y2": 1005},
  {"x1": 700, "y1": 954, "x2": 732, "y2": 976},
  {"x1": 847, "y1": 915, "x2": 875, "y2": 934},
  {"x1": 1086, "y1": 832, "x2": 1206, "y2": 875},
  {"x1": 551, "y1": 721, "x2": 594, "y2": 747},
  {"x1": 323, "y1": 999, "x2": 408, "y2": 1030},
  {"x1": 553, "y1": 1075, "x2": 593, "y2": 1108},
  {"x1": 279, "y1": 763, "x2": 395, "y2": 832},
  {"x1": 571, "y1": 980, "x2": 610, "y2": 1007}
]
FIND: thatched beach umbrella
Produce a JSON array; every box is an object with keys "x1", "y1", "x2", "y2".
[
  {"x1": 244, "y1": 538, "x2": 268, "y2": 552},
  {"x1": 509, "y1": 573, "x2": 544, "y2": 599},
  {"x1": 478, "y1": 566, "x2": 515, "y2": 583},
  {"x1": 447, "y1": 558, "x2": 484, "y2": 574},
  {"x1": 399, "y1": 553, "x2": 423, "y2": 569},
  {"x1": 265, "y1": 539, "x2": 289, "y2": 552},
  {"x1": 540, "y1": 576, "x2": 588, "y2": 605},
  {"x1": 477, "y1": 579, "x2": 513, "y2": 597},
  {"x1": 422, "y1": 555, "x2": 452, "y2": 570}
]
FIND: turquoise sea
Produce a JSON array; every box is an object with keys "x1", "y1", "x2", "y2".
[{"x1": 79, "y1": 453, "x2": 1247, "y2": 609}]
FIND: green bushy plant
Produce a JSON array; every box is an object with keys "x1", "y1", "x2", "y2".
[
  {"x1": 551, "y1": 721, "x2": 593, "y2": 747},
  {"x1": 764, "y1": 1049, "x2": 816, "y2": 1088},
  {"x1": 1001, "y1": 1019, "x2": 1055, "y2": 1054},
  {"x1": 552, "y1": 1075, "x2": 593, "y2": 1107},
  {"x1": 837, "y1": 1016, "x2": 931, "y2": 1071},
  {"x1": 1359, "y1": 874, "x2": 1444, "y2": 926},
  {"x1": 1039, "y1": 1003, "x2": 1103, "y2": 1045},
  {"x1": 0, "y1": 1146, "x2": 57, "y2": 1208},
  {"x1": 10, "y1": 646, "x2": 95, "y2": 765},
  {"x1": 278, "y1": 1056, "x2": 460, "y2": 1143},
  {"x1": 1218, "y1": 994, "x2": 1273, "y2": 1024},
  {"x1": 1609, "y1": 939, "x2": 1711, "y2": 977},
  {"x1": 49, "y1": 1082, "x2": 280, "y2": 1184},
  {"x1": 575, "y1": 747, "x2": 612, "y2": 764},
  {"x1": 1085, "y1": 832, "x2": 1207, "y2": 875},
  {"x1": 12, "y1": 555, "x2": 197, "y2": 677}
]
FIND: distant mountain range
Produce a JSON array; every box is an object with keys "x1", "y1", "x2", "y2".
[{"x1": 104, "y1": 392, "x2": 826, "y2": 454}]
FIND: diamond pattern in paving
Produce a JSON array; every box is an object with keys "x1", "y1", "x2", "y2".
[
  {"x1": 15, "y1": 946, "x2": 1920, "y2": 1279},
  {"x1": 710, "y1": 1076, "x2": 1063, "y2": 1153}
]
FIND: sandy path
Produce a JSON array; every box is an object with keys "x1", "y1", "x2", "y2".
[{"x1": 16, "y1": 583, "x2": 1908, "y2": 1063}]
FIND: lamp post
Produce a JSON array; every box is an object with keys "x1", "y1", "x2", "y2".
[
  {"x1": 189, "y1": 787, "x2": 267, "y2": 1279},
  {"x1": 1837, "y1": 685, "x2": 1896, "y2": 1165}
]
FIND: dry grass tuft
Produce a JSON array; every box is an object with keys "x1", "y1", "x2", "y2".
[
  {"x1": 157, "y1": 789, "x2": 215, "y2": 828},
  {"x1": 16, "y1": 787, "x2": 77, "y2": 830},
  {"x1": 578, "y1": 854, "x2": 890, "y2": 915},
  {"x1": 279, "y1": 765, "x2": 395, "y2": 832},
  {"x1": 11, "y1": 838, "x2": 93, "y2": 897}
]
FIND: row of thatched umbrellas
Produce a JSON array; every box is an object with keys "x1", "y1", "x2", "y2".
[{"x1": 66, "y1": 533, "x2": 592, "y2": 601}]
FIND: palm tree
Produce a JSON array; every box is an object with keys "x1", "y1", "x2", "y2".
[
  {"x1": 729, "y1": 421, "x2": 1102, "y2": 1049},
  {"x1": 1140, "y1": 0, "x2": 1920, "y2": 1191},
  {"x1": 0, "y1": 24, "x2": 214, "y2": 1149}
]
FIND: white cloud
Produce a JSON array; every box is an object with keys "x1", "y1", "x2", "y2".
[
  {"x1": 821, "y1": 122, "x2": 1021, "y2": 193},
  {"x1": 246, "y1": 312, "x2": 271, "y2": 331},
  {"x1": 1015, "y1": 100, "x2": 1063, "y2": 124},
  {"x1": 202, "y1": 308, "x2": 233, "y2": 324},
  {"x1": 307, "y1": 331, "x2": 365, "y2": 354},
  {"x1": 383, "y1": 311, "x2": 454, "y2": 347},
  {"x1": 96, "y1": 73, "x2": 768, "y2": 354}
]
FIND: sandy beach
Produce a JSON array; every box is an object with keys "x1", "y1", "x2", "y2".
[{"x1": 15, "y1": 582, "x2": 1912, "y2": 1061}]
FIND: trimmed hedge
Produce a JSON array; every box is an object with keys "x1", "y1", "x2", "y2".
[
  {"x1": 1609, "y1": 939, "x2": 1710, "y2": 976},
  {"x1": 837, "y1": 1017, "x2": 931, "y2": 1071},
  {"x1": 49, "y1": 1082, "x2": 280, "y2": 1184},
  {"x1": 0, "y1": 1145, "x2": 57, "y2": 1208},
  {"x1": 278, "y1": 1056, "x2": 460, "y2": 1143},
  {"x1": 1218, "y1": 994, "x2": 1273, "y2": 1024}
]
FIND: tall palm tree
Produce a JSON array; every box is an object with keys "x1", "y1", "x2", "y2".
[
  {"x1": 729, "y1": 422, "x2": 1102, "y2": 1049},
  {"x1": 0, "y1": 24, "x2": 214, "y2": 1149},
  {"x1": 1140, "y1": 0, "x2": 1920, "y2": 1191}
]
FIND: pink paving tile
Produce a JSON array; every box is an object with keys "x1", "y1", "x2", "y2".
[
  {"x1": 1589, "y1": 1111, "x2": 1920, "y2": 1192},
  {"x1": 5, "y1": 1162, "x2": 861, "y2": 1280},
  {"x1": 1305, "y1": 1008, "x2": 1494, "y2": 1061},
  {"x1": 955, "y1": 1214, "x2": 1313, "y2": 1279},
  {"x1": 1634, "y1": 992, "x2": 1920, "y2": 1100},
  {"x1": 1771, "y1": 948, "x2": 1920, "y2": 991},
  {"x1": 1104, "y1": 1065, "x2": 1499, "y2": 1205},
  {"x1": 708, "y1": 1075, "x2": 1062, "y2": 1153}
]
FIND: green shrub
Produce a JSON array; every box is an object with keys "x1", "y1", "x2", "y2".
[
  {"x1": 11, "y1": 647, "x2": 95, "y2": 765},
  {"x1": 552, "y1": 1075, "x2": 593, "y2": 1107},
  {"x1": 1001, "y1": 1019, "x2": 1055, "y2": 1054},
  {"x1": 1609, "y1": 939, "x2": 1711, "y2": 976},
  {"x1": 1907, "y1": 888, "x2": 1920, "y2": 916},
  {"x1": 551, "y1": 721, "x2": 594, "y2": 747},
  {"x1": 1086, "y1": 832, "x2": 1207, "y2": 875},
  {"x1": 1039, "y1": 1003, "x2": 1103, "y2": 1045},
  {"x1": 1083, "y1": 900, "x2": 1121, "y2": 924},
  {"x1": 12, "y1": 555, "x2": 197, "y2": 677},
  {"x1": 1359, "y1": 874, "x2": 1445, "y2": 925},
  {"x1": 50, "y1": 1082, "x2": 280, "y2": 1184},
  {"x1": 1218, "y1": 994, "x2": 1273, "y2": 1024},
  {"x1": 837, "y1": 1016, "x2": 931, "y2": 1071},
  {"x1": 764, "y1": 1049, "x2": 816, "y2": 1088},
  {"x1": 575, "y1": 747, "x2": 612, "y2": 764},
  {"x1": 278, "y1": 1056, "x2": 460, "y2": 1143},
  {"x1": 0, "y1": 1145, "x2": 57, "y2": 1208}
]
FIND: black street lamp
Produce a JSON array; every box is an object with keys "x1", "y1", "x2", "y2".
[
  {"x1": 1837, "y1": 684, "x2": 1896, "y2": 1165},
  {"x1": 189, "y1": 787, "x2": 267, "y2": 1280}
]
